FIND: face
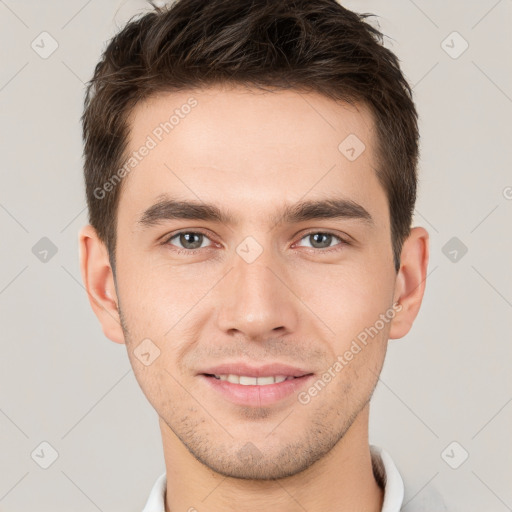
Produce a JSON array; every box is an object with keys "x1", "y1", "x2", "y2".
[{"x1": 111, "y1": 85, "x2": 399, "y2": 479}]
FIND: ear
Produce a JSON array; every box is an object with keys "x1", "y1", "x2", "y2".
[
  {"x1": 389, "y1": 226, "x2": 430, "y2": 340},
  {"x1": 78, "y1": 224, "x2": 126, "y2": 344}
]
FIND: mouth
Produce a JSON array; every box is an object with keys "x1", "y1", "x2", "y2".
[
  {"x1": 198, "y1": 362, "x2": 312, "y2": 379},
  {"x1": 202, "y1": 373, "x2": 307, "y2": 385},
  {"x1": 198, "y1": 365, "x2": 315, "y2": 406}
]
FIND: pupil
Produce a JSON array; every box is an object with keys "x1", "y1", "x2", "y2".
[
  {"x1": 312, "y1": 233, "x2": 331, "y2": 248},
  {"x1": 181, "y1": 233, "x2": 202, "y2": 249}
]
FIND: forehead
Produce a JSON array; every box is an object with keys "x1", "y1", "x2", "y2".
[{"x1": 117, "y1": 85, "x2": 386, "y2": 228}]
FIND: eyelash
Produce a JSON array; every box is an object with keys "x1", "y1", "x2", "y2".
[{"x1": 162, "y1": 229, "x2": 350, "y2": 255}]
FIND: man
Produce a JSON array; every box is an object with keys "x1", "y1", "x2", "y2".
[{"x1": 79, "y1": 1, "x2": 437, "y2": 510}]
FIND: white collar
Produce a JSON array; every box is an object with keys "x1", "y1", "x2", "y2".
[
  {"x1": 370, "y1": 445, "x2": 405, "y2": 512},
  {"x1": 142, "y1": 444, "x2": 404, "y2": 512}
]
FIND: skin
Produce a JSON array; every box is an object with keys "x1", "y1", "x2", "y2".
[{"x1": 79, "y1": 84, "x2": 429, "y2": 512}]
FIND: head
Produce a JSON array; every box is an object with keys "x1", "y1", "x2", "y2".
[{"x1": 79, "y1": 0, "x2": 428, "y2": 480}]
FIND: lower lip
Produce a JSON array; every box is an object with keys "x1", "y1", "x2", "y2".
[{"x1": 199, "y1": 374, "x2": 315, "y2": 407}]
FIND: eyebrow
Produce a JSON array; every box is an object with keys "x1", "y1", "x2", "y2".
[{"x1": 137, "y1": 194, "x2": 374, "y2": 229}]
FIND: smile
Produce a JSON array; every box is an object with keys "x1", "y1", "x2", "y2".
[
  {"x1": 206, "y1": 374, "x2": 297, "y2": 385},
  {"x1": 200, "y1": 373, "x2": 314, "y2": 407}
]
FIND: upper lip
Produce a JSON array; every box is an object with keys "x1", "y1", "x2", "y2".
[{"x1": 198, "y1": 362, "x2": 313, "y2": 378}]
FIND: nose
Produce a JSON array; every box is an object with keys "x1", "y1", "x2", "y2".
[{"x1": 215, "y1": 245, "x2": 300, "y2": 341}]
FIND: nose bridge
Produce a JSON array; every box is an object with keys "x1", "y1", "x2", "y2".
[{"x1": 215, "y1": 240, "x2": 298, "y2": 338}]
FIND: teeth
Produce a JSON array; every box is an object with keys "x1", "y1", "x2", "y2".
[
  {"x1": 239, "y1": 376, "x2": 257, "y2": 385},
  {"x1": 214, "y1": 374, "x2": 293, "y2": 385},
  {"x1": 255, "y1": 376, "x2": 277, "y2": 385}
]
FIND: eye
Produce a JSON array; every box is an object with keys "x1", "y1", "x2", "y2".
[
  {"x1": 162, "y1": 230, "x2": 349, "y2": 255},
  {"x1": 295, "y1": 231, "x2": 348, "y2": 251},
  {"x1": 165, "y1": 231, "x2": 213, "y2": 251}
]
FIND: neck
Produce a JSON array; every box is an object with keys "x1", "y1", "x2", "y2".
[{"x1": 160, "y1": 405, "x2": 384, "y2": 512}]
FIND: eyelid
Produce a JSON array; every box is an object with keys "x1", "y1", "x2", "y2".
[
  {"x1": 163, "y1": 228, "x2": 217, "y2": 249},
  {"x1": 162, "y1": 228, "x2": 351, "y2": 253},
  {"x1": 293, "y1": 229, "x2": 350, "y2": 249}
]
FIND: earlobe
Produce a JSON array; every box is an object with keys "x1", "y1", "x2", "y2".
[
  {"x1": 389, "y1": 226, "x2": 430, "y2": 340},
  {"x1": 78, "y1": 224, "x2": 126, "y2": 344}
]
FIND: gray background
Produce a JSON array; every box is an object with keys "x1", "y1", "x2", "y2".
[{"x1": 1, "y1": 0, "x2": 511, "y2": 510}]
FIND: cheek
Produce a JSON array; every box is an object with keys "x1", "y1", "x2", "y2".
[
  {"x1": 116, "y1": 253, "x2": 204, "y2": 333},
  {"x1": 296, "y1": 261, "x2": 395, "y2": 342},
  {"x1": 126, "y1": 354, "x2": 186, "y2": 418}
]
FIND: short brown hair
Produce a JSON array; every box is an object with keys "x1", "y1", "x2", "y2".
[{"x1": 82, "y1": 0, "x2": 419, "y2": 273}]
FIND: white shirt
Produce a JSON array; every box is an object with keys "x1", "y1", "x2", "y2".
[{"x1": 142, "y1": 445, "x2": 445, "y2": 512}]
